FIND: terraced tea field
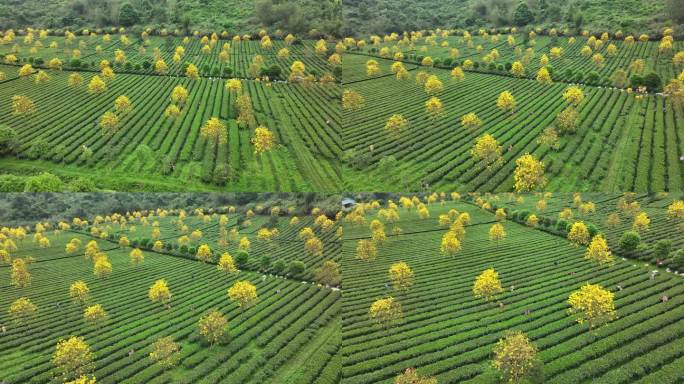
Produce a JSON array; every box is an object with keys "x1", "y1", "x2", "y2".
[
  {"x1": 340, "y1": 199, "x2": 684, "y2": 383},
  {"x1": 0, "y1": 207, "x2": 342, "y2": 383},
  {"x1": 484, "y1": 192, "x2": 684, "y2": 262},
  {"x1": 0, "y1": 32, "x2": 341, "y2": 191},
  {"x1": 342, "y1": 32, "x2": 684, "y2": 192}
]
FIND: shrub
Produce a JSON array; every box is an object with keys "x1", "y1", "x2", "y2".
[
  {"x1": 26, "y1": 138, "x2": 51, "y2": 159},
  {"x1": 0, "y1": 174, "x2": 26, "y2": 192},
  {"x1": 587, "y1": 223, "x2": 598, "y2": 237},
  {"x1": 585, "y1": 71, "x2": 600, "y2": 84},
  {"x1": 235, "y1": 250, "x2": 249, "y2": 267},
  {"x1": 288, "y1": 260, "x2": 305, "y2": 276},
  {"x1": 556, "y1": 219, "x2": 568, "y2": 233},
  {"x1": 260, "y1": 255, "x2": 271, "y2": 270},
  {"x1": 260, "y1": 65, "x2": 281, "y2": 79},
  {"x1": 68, "y1": 177, "x2": 96, "y2": 192},
  {"x1": 0, "y1": 125, "x2": 18, "y2": 154},
  {"x1": 213, "y1": 164, "x2": 232, "y2": 185},
  {"x1": 619, "y1": 231, "x2": 641, "y2": 251},
  {"x1": 272, "y1": 259, "x2": 286, "y2": 273},
  {"x1": 642, "y1": 72, "x2": 662, "y2": 91},
  {"x1": 671, "y1": 249, "x2": 684, "y2": 269},
  {"x1": 23, "y1": 172, "x2": 64, "y2": 192},
  {"x1": 653, "y1": 239, "x2": 672, "y2": 260}
]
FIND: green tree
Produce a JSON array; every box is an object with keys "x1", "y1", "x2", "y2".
[
  {"x1": 119, "y1": 3, "x2": 140, "y2": 27},
  {"x1": 288, "y1": 260, "x2": 306, "y2": 275},
  {"x1": 619, "y1": 231, "x2": 641, "y2": 252},
  {"x1": 513, "y1": 2, "x2": 534, "y2": 26}
]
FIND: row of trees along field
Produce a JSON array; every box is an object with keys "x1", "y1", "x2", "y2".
[
  {"x1": 0, "y1": 27, "x2": 343, "y2": 191},
  {"x1": 0, "y1": 204, "x2": 344, "y2": 383},
  {"x1": 341, "y1": 27, "x2": 683, "y2": 192},
  {"x1": 341, "y1": 193, "x2": 683, "y2": 383}
]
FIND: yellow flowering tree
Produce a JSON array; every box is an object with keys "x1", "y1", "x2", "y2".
[
  {"x1": 149, "y1": 337, "x2": 180, "y2": 369},
  {"x1": 70, "y1": 281, "x2": 90, "y2": 305},
  {"x1": 9, "y1": 297, "x2": 37, "y2": 325},
  {"x1": 228, "y1": 280, "x2": 258, "y2": 311},
  {"x1": 11, "y1": 95, "x2": 37, "y2": 117},
  {"x1": 461, "y1": 112, "x2": 482, "y2": 130},
  {"x1": 471, "y1": 134, "x2": 503, "y2": 168},
  {"x1": 11, "y1": 258, "x2": 32, "y2": 288},
  {"x1": 200, "y1": 117, "x2": 227, "y2": 144},
  {"x1": 473, "y1": 268, "x2": 503, "y2": 303},
  {"x1": 632, "y1": 212, "x2": 650, "y2": 232},
  {"x1": 585, "y1": 234, "x2": 613, "y2": 266},
  {"x1": 496, "y1": 91, "x2": 516, "y2": 112},
  {"x1": 567, "y1": 221, "x2": 590, "y2": 246},
  {"x1": 83, "y1": 304, "x2": 108, "y2": 327},
  {"x1": 99, "y1": 111, "x2": 119, "y2": 136},
  {"x1": 385, "y1": 114, "x2": 409, "y2": 138},
  {"x1": 196, "y1": 244, "x2": 213, "y2": 263},
  {"x1": 252, "y1": 126, "x2": 275, "y2": 154},
  {"x1": 129, "y1": 248, "x2": 144, "y2": 265},
  {"x1": 356, "y1": 239, "x2": 378, "y2": 261},
  {"x1": 88, "y1": 75, "x2": 107, "y2": 94},
  {"x1": 217, "y1": 252, "x2": 237, "y2": 274},
  {"x1": 342, "y1": 89, "x2": 365, "y2": 111},
  {"x1": 148, "y1": 279, "x2": 172, "y2": 307},
  {"x1": 492, "y1": 330, "x2": 539, "y2": 383},
  {"x1": 513, "y1": 154, "x2": 546, "y2": 192},
  {"x1": 568, "y1": 283, "x2": 616, "y2": 331},
  {"x1": 489, "y1": 222, "x2": 506, "y2": 245},
  {"x1": 52, "y1": 336, "x2": 94, "y2": 382}
]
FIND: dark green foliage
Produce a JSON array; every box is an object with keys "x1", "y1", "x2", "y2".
[
  {"x1": 118, "y1": 3, "x2": 140, "y2": 27},
  {"x1": 653, "y1": 239, "x2": 672, "y2": 260},
  {"x1": 671, "y1": 249, "x2": 684, "y2": 269},
  {"x1": 641, "y1": 72, "x2": 662, "y2": 92},
  {"x1": 23, "y1": 172, "x2": 64, "y2": 192},
  {"x1": 260, "y1": 64, "x2": 282, "y2": 79},
  {"x1": 0, "y1": 174, "x2": 26, "y2": 192},
  {"x1": 287, "y1": 260, "x2": 305, "y2": 275},
  {"x1": 272, "y1": 259, "x2": 286, "y2": 273},
  {"x1": 343, "y1": 149, "x2": 371, "y2": 170},
  {"x1": 26, "y1": 138, "x2": 51, "y2": 160},
  {"x1": 513, "y1": 2, "x2": 534, "y2": 26},
  {"x1": 68, "y1": 177, "x2": 97, "y2": 192},
  {"x1": 619, "y1": 230, "x2": 641, "y2": 251},
  {"x1": 235, "y1": 250, "x2": 249, "y2": 267},
  {"x1": 260, "y1": 255, "x2": 272, "y2": 270},
  {"x1": 212, "y1": 164, "x2": 232, "y2": 186},
  {"x1": 0, "y1": 125, "x2": 18, "y2": 154}
]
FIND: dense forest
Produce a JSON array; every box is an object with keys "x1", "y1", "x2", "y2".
[
  {"x1": 343, "y1": 0, "x2": 683, "y2": 36},
  {"x1": 0, "y1": 0, "x2": 342, "y2": 35}
]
